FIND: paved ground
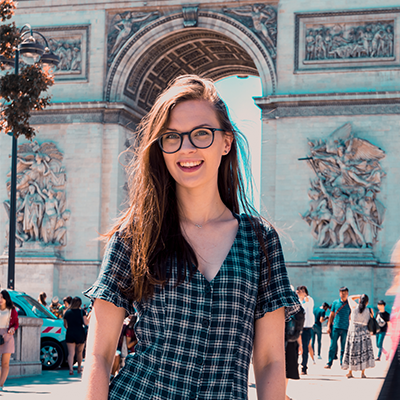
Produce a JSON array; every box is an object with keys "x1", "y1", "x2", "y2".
[{"x1": 1, "y1": 333, "x2": 391, "y2": 399}]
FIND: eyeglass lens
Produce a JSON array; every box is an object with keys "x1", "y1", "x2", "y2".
[{"x1": 160, "y1": 128, "x2": 214, "y2": 153}]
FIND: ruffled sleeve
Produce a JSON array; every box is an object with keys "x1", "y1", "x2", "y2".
[
  {"x1": 254, "y1": 223, "x2": 301, "y2": 321},
  {"x1": 83, "y1": 232, "x2": 135, "y2": 315}
]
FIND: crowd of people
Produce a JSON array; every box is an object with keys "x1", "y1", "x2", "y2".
[
  {"x1": 38, "y1": 292, "x2": 91, "y2": 375},
  {"x1": 285, "y1": 285, "x2": 392, "y2": 400}
]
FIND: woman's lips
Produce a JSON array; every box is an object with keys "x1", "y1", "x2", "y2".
[{"x1": 177, "y1": 160, "x2": 204, "y2": 172}]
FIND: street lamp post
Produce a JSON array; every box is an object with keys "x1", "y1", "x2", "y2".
[{"x1": 1, "y1": 24, "x2": 59, "y2": 289}]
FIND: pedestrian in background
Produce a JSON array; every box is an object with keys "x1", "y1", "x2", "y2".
[
  {"x1": 64, "y1": 296, "x2": 89, "y2": 375},
  {"x1": 285, "y1": 298, "x2": 304, "y2": 400},
  {"x1": 325, "y1": 286, "x2": 351, "y2": 369},
  {"x1": 297, "y1": 285, "x2": 315, "y2": 375},
  {"x1": 49, "y1": 297, "x2": 62, "y2": 318},
  {"x1": 0, "y1": 289, "x2": 18, "y2": 391},
  {"x1": 312, "y1": 302, "x2": 329, "y2": 359},
  {"x1": 59, "y1": 296, "x2": 72, "y2": 316},
  {"x1": 84, "y1": 75, "x2": 301, "y2": 400},
  {"x1": 342, "y1": 294, "x2": 375, "y2": 378},
  {"x1": 376, "y1": 300, "x2": 390, "y2": 361},
  {"x1": 38, "y1": 292, "x2": 47, "y2": 307}
]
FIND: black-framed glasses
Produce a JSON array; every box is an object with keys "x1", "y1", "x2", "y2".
[{"x1": 157, "y1": 127, "x2": 225, "y2": 154}]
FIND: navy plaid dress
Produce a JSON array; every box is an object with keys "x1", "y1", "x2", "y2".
[{"x1": 84, "y1": 214, "x2": 300, "y2": 399}]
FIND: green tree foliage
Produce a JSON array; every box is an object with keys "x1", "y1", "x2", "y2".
[{"x1": 0, "y1": 0, "x2": 54, "y2": 139}]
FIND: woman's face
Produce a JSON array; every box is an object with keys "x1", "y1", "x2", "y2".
[
  {"x1": 0, "y1": 294, "x2": 5, "y2": 307},
  {"x1": 161, "y1": 100, "x2": 232, "y2": 192}
]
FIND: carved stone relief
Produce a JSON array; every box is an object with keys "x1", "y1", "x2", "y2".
[
  {"x1": 223, "y1": 3, "x2": 277, "y2": 59},
  {"x1": 305, "y1": 22, "x2": 394, "y2": 62},
  {"x1": 301, "y1": 123, "x2": 386, "y2": 249},
  {"x1": 49, "y1": 38, "x2": 83, "y2": 73},
  {"x1": 295, "y1": 9, "x2": 400, "y2": 72},
  {"x1": 38, "y1": 26, "x2": 89, "y2": 81},
  {"x1": 107, "y1": 10, "x2": 160, "y2": 65},
  {"x1": 4, "y1": 141, "x2": 70, "y2": 248}
]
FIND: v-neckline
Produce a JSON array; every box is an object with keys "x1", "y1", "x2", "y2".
[{"x1": 195, "y1": 213, "x2": 241, "y2": 283}]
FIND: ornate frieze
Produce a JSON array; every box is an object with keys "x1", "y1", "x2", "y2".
[
  {"x1": 305, "y1": 22, "x2": 393, "y2": 61},
  {"x1": 38, "y1": 25, "x2": 89, "y2": 81},
  {"x1": 255, "y1": 92, "x2": 400, "y2": 119},
  {"x1": 301, "y1": 124, "x2": 386, "y2": 249},
  {"x1": 223, "y1": 4, "x2": 277, "y2": 59},
  {"x1": 4, "y1": 141, "x2": 70, "y2": 248},
  {"x1": 295, "y1": 8, "x2": 400, "y2": 72},
  {"x1": 107, "y1": 10, "x2": 160, "y2": 65}
]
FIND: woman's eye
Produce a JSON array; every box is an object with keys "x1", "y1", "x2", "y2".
[
  {"x1": 165, "y1": 133, "x2": 180, "y2": 140},
  {"x1": 193, "y1": 129, "x2": 210, "y2": 137}
]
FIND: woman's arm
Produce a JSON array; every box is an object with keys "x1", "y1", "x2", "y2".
[
  {"x1": 253, "y1": 307, "x2": 285, "y2": 400},
  {"x1": 84, "y1": 298, "x2": 126, "y2": 400},
  {"x1": 83, "y1": 315, "x2": 90, "y2": 325},
  {"x1": 63, "y1": 318, "x2": 68, "y2": 329},
  {"x1": 83, "y1": 310, "x2": 90, "y2": 326},
  {"x1": 297, "y1": 335, "x2": 303, "y2": 355},
  {"x1": 8, "y1": 308, "x2": 19, "y2": 334}
]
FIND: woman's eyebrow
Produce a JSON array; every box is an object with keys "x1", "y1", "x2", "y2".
[{"x1": 164, "y1": 124, "x2": 213, "y2": 132}]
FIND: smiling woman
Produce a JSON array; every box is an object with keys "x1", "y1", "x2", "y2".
[{"x1": 83, "y1": 75, "x2": 300, "y2": 400}]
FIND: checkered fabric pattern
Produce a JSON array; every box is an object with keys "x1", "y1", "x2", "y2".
[{"x1": 84, "y1": 213, "x2": 300, "y2": 399}]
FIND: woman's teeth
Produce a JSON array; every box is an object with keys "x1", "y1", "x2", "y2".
[{"x1": 179, "y1": 161, "x2": 202, "y2": 168}]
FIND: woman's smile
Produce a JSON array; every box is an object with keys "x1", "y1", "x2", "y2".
[{"x1": 177, "y1": 160, "x2": 204, "y2": 171}]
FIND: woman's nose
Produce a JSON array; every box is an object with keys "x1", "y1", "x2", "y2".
[{"x1": 180, "y1": 134, "x2": 196, "y2": 151}]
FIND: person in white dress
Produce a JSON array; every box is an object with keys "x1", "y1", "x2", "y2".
[{"x1": 342, "y1": 294, "x2": 375, "y2": 378}]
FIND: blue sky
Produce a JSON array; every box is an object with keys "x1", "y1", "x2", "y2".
[{"x1": 215, "y1": 75, "x2": 262, "y2": 210}]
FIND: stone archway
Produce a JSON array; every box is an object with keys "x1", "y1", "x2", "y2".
[{"x1": 106, "y1": 10, "x2": 276, "y2": 116}]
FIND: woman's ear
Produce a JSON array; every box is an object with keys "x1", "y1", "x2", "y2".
[{"x1": 223, "y1": 132, "x2": 233, "y2": 155}]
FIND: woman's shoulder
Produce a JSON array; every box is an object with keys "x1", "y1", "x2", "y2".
[{"x1": 238, "y1": 213, "x2": 276, "y2": 236}]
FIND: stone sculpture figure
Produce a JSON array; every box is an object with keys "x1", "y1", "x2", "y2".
[
  {"x1": 338, "y1": 195, "x2": 366, "y2": 248},
  {"x1": 223, "y1": 4, "x2": 277, "y2": 57},
  {"x1": 301, "y1": 123, "x2": 386, "y2": 249},
  {"x1": 4, "y1": 141, "x2": 70, "y2": 248},
  {"x1": 305, "y1": 29, "x2": 315, "y2": 60},
  {"x1": 108, "y1": 11, "x2": 160, "y2": 60},
  {"x1": 3, "y1": 191, "x2": 26, "y2": 247},
  {"x1": 34, "y1": 183, "x2": 60, "y2": 244},
  {"x1": 18, "y1": 184, "x2": 44, "y2": 242}
]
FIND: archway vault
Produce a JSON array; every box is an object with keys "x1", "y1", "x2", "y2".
[
  {"x1": 124, "y1": 29, "x2": 258, "y2": 112},
  {"x1": 106, "y1": 11, "x2": 276, "y2": 116}
]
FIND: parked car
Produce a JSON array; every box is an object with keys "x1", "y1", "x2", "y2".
[{"x1": 8, "y1": 290, "x2": 67, "y2": 370}]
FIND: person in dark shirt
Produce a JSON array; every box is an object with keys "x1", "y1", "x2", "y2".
[
  {"x1": 376, "y1": 300, "x2": 391, "y2": 361},
  {"x1": 312, "y1": 302, "x2": 329, "y2": 359},
  {"x1": 64, "y1": 297, "x2": 89, "y2": 375},
  {"x1": 325, "y1": 286, "x2": 351, "y2": 369}
]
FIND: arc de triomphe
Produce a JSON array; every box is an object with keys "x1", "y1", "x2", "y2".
[{"x1": 1, "y1": 0, "x2": 399, "y2": 309}]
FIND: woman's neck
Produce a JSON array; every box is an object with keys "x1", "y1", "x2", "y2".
[
  {"x1": 176, "y1": 184, "x2": 228, "y2": 226},
  {"x1": 0, "y1": 305, "x2": 7, "y2": 311}
]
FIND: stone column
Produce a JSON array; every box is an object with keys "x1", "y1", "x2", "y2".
[{"x1": 9, "y1": 316, "x2": 43, "y2": 377}]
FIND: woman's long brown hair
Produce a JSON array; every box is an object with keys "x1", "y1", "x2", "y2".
[{"x1": 105, "y1": 75, "x2": 270, "y2": 301}]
